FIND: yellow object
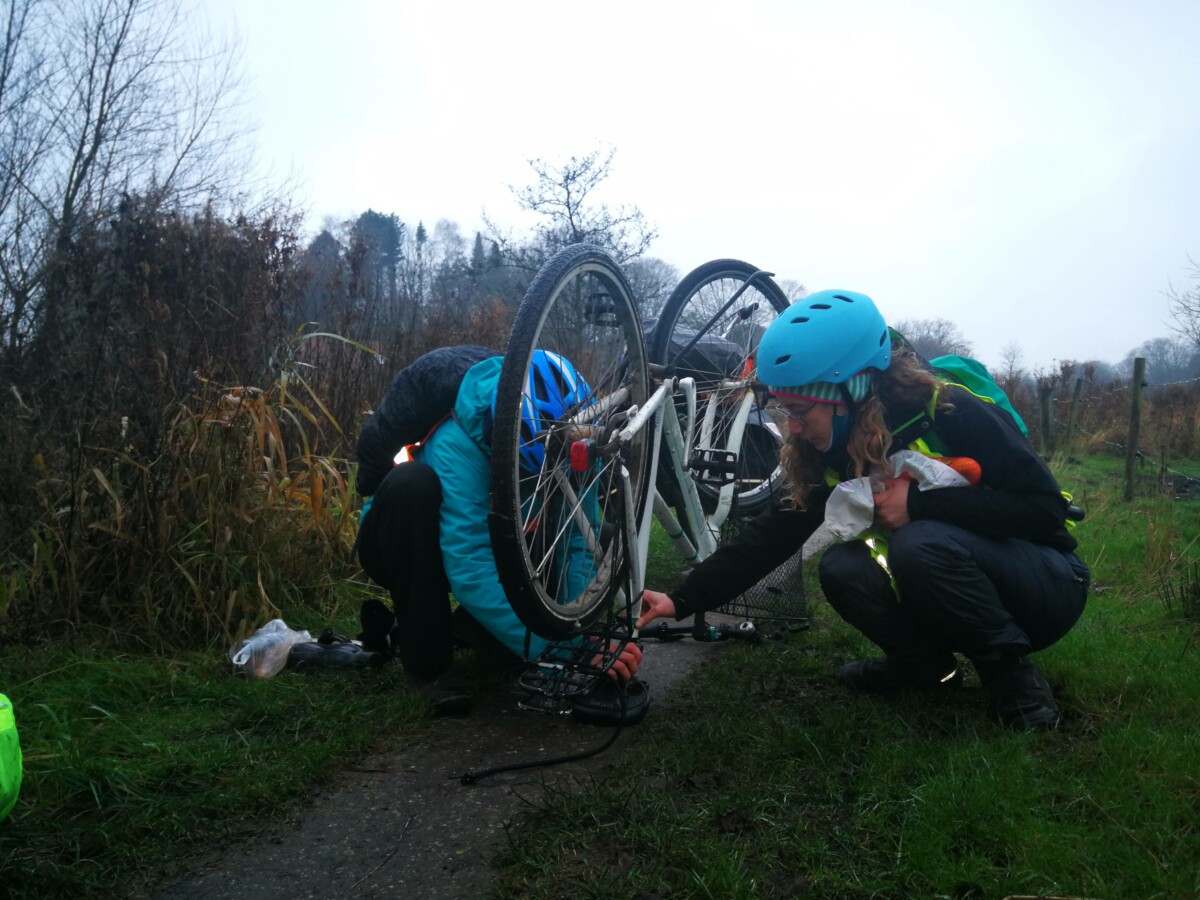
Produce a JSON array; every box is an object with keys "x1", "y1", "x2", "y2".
[{"x1": 0, "y1": 692, "x2": 22, "y2": 822}]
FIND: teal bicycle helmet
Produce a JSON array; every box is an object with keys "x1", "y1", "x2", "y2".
[
  {"x1": 494, "y1": 350, "x2": 592, "y2": 472},
  {"x1": 756, "y1": 289, "x2": 891, "y2": 403}
]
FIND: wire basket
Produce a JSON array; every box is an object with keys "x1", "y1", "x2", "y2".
[{"x1": 714, "y1": 509, "x2": 809, "y2": 631}]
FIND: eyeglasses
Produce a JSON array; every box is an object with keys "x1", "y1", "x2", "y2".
[{"x1": 764, "y1": 399, "x2": 817, "y2": 428}]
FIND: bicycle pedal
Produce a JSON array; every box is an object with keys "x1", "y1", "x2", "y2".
[{"x1": 689, "y1": 448, "x2": 739, "y2": 486}]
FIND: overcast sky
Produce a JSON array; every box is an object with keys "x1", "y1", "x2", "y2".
[{"x1": 205, "y1": 0, "x2": 1200, "y2": 373}]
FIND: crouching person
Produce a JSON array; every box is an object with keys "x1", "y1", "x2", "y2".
[
  {"x1": 355, "y1": 347, "x2": 642, "y2": 716},
  {"x1": 638, "y1": 290, "x2": 1088, "y2": 730}
]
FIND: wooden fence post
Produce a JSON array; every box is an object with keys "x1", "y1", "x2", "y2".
[
  {"x1": 1124, "y1": 357, "x2": 1146, "y2": 501},
  {"x1": 1038, "y1": 385, "x2": 1056, "y2": 457},
  {"x1": 1063, "y1": 377, "x2": 1083, "y2": 456}
]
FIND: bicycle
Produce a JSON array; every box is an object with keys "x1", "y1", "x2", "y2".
[{"x1": 487, "y1": 244, "x2": 794, "y2": 713}]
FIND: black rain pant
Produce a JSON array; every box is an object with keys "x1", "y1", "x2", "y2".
[
  {"x1": 356, "y1": 462, "x2": 453, "y2": 680},
  {"x1": 819, "y1": 519, "x2": 1089, "y2": 663}
]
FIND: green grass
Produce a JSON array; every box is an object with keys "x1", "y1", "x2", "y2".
[
  {"x1": 2, "y1": 454, "x2": 1198, "y2": 898},
  {"x1": 0, "y1": 609, "x2": 429, "y2": 897}
]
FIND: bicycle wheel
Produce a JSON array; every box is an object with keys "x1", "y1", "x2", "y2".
[
  {"x1": 490, "y1": 244, "x2": 651, "y2": 640},
  {"x1": 648, "y1": 259, "x2": 791, "y2": 516}
]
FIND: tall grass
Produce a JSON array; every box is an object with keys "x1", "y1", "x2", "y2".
[{"x1": 2, "y1": 329, "x2": 362, "y2": 647}]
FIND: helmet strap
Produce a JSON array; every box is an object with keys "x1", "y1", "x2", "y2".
[
  {"x1": 837, "y1": 381, "x2": 858, "y2": 413},
  {"x1": 828, "y1": 407, "x2": 856, "y2": 451}
]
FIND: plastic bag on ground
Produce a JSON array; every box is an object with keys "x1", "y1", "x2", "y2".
[{"x1": 230, "y1": 619, "x2": 312, "y2": 679}]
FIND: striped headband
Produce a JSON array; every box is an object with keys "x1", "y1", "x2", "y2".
[{"x1": 767, "y1": 372, "x2": 874, "y2": 404}]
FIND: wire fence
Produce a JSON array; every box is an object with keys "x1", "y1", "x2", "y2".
[{"x1": 1071, "y1": 426, "x2": 1200, "y2": 483}]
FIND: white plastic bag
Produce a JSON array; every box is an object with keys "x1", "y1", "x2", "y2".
[
  {"x1": 887, "y1": 449, "x2": 971, "y2": 492},
  {"x1": 229, "y1": 619, "x2": 312, "y2": 679},
  {"x1": 823, "y1": 451, "x2": 972, "y2": 541},
  {"x1": 825, "y1": 477, "x2": 877, "y2": 541}
]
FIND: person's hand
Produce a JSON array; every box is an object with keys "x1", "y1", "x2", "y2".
[
  {"x1": 873, "y1": 476, "x2": 912, "y2": 530},
  {"x1": 636, "y1": 589, "x2": 676, "y2": 630},
  {"x1": 592, "y1": 639, "x2": 642, "y2": 681}
]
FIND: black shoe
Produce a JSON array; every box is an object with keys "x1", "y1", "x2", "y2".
[
  {"x1": 839, "y1": 654, "x2": 963, "y2": 694},
  {"x1": 411, "y1": 670, "x2": 473, "y2": 717},
  {"x1": 571, "y1": 676, "x2": 651, "y2": 727},
  {"x1": 289, "y1": 639, "x2": 386, "y2": 670},
  {"x1": 975, "y1": 657, "x2": 1061, "y2": 730}
]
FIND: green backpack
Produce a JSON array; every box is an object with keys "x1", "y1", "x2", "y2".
[
  {"x1": 890, "y1": 351, "x2": 1028, "y2": 455},
  {"x1": 928, "y1": 354, "x2": 1028, "y2": 436},
  {"x1": 893, "y1": 348, "x2": 1081, "y2": 526},
  {"x1": 0, "y1": 692, "x2": 21, "y2": 822}
]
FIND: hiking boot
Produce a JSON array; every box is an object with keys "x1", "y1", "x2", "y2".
[
  {"x1": 571, "y1": 676, "x2": 651, "y2": 727},
  {"x1": 411, "y1": 670, "x2": 473, "y2": 717},
  {"x1": 973, "y1": 656, "x2": 1061, "y2": 731},
  {"x1": 839, "y1": 654, "x2": 963, "y2": 694}
]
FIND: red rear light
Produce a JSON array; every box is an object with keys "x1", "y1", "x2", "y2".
[{"x1": 570, "y1": 441, "x2": 592, "y2": 472}]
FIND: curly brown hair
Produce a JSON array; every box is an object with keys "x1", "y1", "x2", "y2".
[{"x1": 779, "y1": 344, "x2": 952, "y2": 508}]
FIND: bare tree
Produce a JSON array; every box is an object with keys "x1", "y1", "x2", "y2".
[
  {"x1": 997, "y1": 341, "x2": 1025, "y2": 383},
  {"x1": 1078, "y1": 359, "x2": 1117, "y2": 383},
  {"x1": 1164, "y1": 257, "x2": 1200, "y2": 349},
  {"x1": 0, "y1": 0, "x2": 252, "y2": 349},
  {"x1": 776, "y1": 278, "x2": 808, "y2": 303},
  {"x1": 485, "y1": 148, "x2": 657, "y2": 271},
  {"x1": 892, "y1": 316, "x2": 973, "y2": 360},
  {"x1": 1122, "y1": 336, "x2": 1200, "y2": 383},
  {"x1": 623, "y1": 256, "x2": 678, "y2": 319}
]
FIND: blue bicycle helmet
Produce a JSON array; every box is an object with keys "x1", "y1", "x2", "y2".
[
  {"x1": 756, "y1": 289, "x2": 891, "y2": 403},
  {"x1": 502, "y1": 350, "x2": 592, "y2": 472}
]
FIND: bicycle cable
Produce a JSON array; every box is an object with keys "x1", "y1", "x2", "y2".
[{"x1": 458, "y1": 685, "x2": 628, "y2": 786}]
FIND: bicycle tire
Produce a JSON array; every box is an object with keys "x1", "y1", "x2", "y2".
[
  {"x1": 490, "y1": 244, "x2": 651, "y2": 640},
  {"x1": 649, "y1": 259, "x2": 791, "y2": 516}
]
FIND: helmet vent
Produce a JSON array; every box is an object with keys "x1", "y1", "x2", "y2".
[
  {"x1": 879, "y1": 330, "x2": 887, "y2": 347},
  {"x1": 774, "y1": 354, "x2": 792, "y2": 365},
  {"x1": 834, "y1": 294, "x2": 855, "y2": 303},
  {"x1": 810, "y1": 303, "x2": 831, "y2": 310},
  {"x1": 547, "y1": 363, "x2": 571, "y2": 396},
  {"x1": 790, "y1": 316, "x2": 809, "y2": 324}
]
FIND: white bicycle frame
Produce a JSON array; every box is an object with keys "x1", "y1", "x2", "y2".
[{"x1": 608, "y1": 370, "x2": 769, "y2": 623}]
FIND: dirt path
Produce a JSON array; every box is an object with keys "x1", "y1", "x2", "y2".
[
  {"x1": 153, "y1": 630, "x2": 735, "y2": 899},
  {"x1": 155, "y1": 528, "x2": 831, "y2": 899}
]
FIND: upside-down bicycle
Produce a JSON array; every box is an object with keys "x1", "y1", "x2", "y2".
[{"x1": 487, "y1": 244, "x2": 796, "y2": 714}]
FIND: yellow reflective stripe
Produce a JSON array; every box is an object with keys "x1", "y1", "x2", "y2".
[
  {"x1": 863, "y1": 533, "x2": 901, "y2": 597},
  {"x1": 1061, "y1": 490, "x2": 1078, "y2": 530},
  {"x1": 940, "y1": 379, "x2": 998, "y2": 408}
]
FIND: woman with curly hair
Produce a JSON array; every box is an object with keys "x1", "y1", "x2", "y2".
[{"x1": 637, "y1": 290, "x2": 1089, "y2": 730}]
